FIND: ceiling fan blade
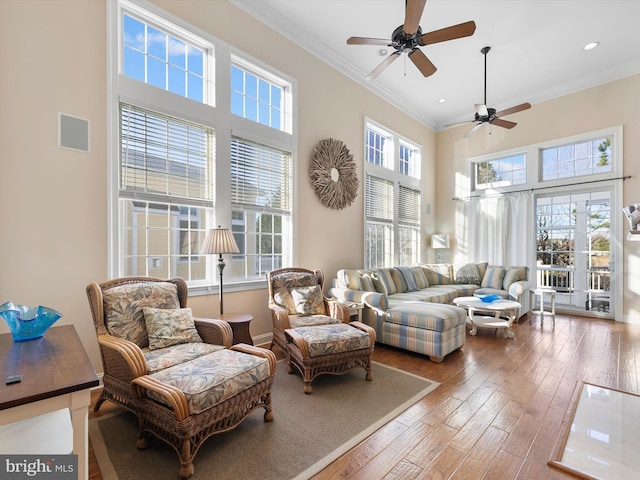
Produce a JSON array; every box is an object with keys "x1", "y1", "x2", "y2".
[
  {"x1": 491, "y1": 118, "x2": 517, "y2": 129},
  {"x1": 464, "y1": 122, "x2": 485, "y2": 138},
  {"x1": 474, "y1": 103, "x2": 488, "y2": 117},
  {"x1": 408, "y1": 48, "x2": 437, "y2": 77},
  {"x1": 418, "y1": 20, "x2": 477, "y2": 46},
  {"x1": 403, "y1": 0, "x2": 427, "y2": 36},
  {"x1": 347, "y1": 36, "x2": 392, "y2": 46},
  {"x1": 495, "y1": 102, "x2": 532, "y2": 118},
  {"x1": 366, "y1": 51, "x2": 401, "y2": 80}
]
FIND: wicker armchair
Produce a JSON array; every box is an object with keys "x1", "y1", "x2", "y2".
[
  {"x1": 86, "y1": 276, "x2": 276, "y2": 478},
  {"x1": 267, "y1": 267, "x2": 349, "y2": 353},
  {"x1": 267, "y1": 267, "x2": 376, "y2": 393}
]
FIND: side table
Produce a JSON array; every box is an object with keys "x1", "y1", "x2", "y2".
[
  {"x1": 530, "y1": 288, "x2": 556, "y2": 325},
  {"x1": 218, "y1": 313, "x2": 253, "y2": 345},
  {"x1": 346, "y1": 302, "x2": 364, "y2": 322}
]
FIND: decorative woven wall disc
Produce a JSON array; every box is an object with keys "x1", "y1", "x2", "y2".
[{"x1": 309, "y1": 138, "x2": 359, "y2": 209}]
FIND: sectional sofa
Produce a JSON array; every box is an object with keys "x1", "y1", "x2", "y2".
[{"x1": 329, "y1": 263, "x2": 531, "y2": 362}]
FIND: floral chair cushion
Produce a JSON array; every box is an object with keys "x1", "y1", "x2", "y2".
[
  {"x1": 291, "y1": 285, "x2": 326, "y2": 316},
  {"x1": 103, "y1": 282, "x2": 180, "y2": 348},
  {"x1": 143, "y1": 342, "x2": 224, "y2": 374},
  {"x1": 143, "y1": 307, "x2": 203, "y2": 351},
  {"x1": 290, "y1": 323, "x2": 371, "y2": 357},
  {"x1": 289, "y1": 314, "x2": 341, "y2": 328},
  {"x1": 148, "y1": 349, "x2": 271, "y2": 414}
]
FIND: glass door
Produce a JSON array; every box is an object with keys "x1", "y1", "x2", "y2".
[{"x1": 535, "y1": 189, "x2": 612, "y2": 317}]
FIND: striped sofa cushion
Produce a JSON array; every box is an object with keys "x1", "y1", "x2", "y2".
[
  {"x1": 502, "y1": 266, "x2": 528, "y2": 289},
  {"x1": 481, "y1": 266, "x2": 506, "y2": 289}
]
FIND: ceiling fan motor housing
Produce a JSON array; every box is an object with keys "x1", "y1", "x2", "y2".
[
  {"x1": 474, "y1": 107, "x2": 497, "y2": 122},
  {"x1": 391, "y1": 25, "x2": 422, "y2": 52}
]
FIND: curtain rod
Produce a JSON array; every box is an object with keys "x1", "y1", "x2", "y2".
[{"x1": 452, "y1": 175, "x2": 631, "y2": 201}]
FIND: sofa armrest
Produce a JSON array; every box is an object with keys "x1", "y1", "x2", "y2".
[
  {"x1": 328, "y1": 287, "x2": 388, "y2": 311},
  {"x1": 194, "y1": 317, "x2": 233, "y2": 348},
  {"x1": 98, "y1": 333, "x2": 148, "y2": 379},
  {"x1": 509, "y1": 280, "x2": 531, "y2": 300}
]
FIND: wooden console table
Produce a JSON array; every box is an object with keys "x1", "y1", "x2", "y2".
[{"x1": 0, "y1": 325, "x2": 99, "y2": 480}]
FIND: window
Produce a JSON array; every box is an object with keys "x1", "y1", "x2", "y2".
[
  {"x1": 230, "y1": 138, "x2": 292, "y2": 280},
  {"x1": 541, "y1": 136, "x2": 612, "y2": 181},
  {"x1": 123, "y1": 14, "x2": 206, "y2": 103},
  {"x1": 110, "y1": 1, "x2": 294, "y2": 290},
  {"x1": 474, "y1": 153, "x2": 526, "y2": 190},
  {"x1": 364, "y1": 121, "x2": 421, "y2": 268}
]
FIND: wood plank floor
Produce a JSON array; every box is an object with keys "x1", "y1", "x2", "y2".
[{"x1": 89, "y1": 312, "x2": 640, "y2": 479}]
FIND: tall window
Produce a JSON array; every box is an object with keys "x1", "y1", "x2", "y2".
[
  {"x1": 111, "y1": 1, "x2": 294, "y2": 289},
  {"x1": 230, "y1": 138, "x2": 292, "y2": 280},
  {"x1": 364, "y1": 121, "x2": 421, "y2": 268}
]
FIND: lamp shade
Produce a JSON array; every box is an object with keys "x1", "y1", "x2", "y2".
[
  {"x1": 201, "y1": 226, "x2": 240, "y2": 255},
  {"x1": 431, "y1": 234, "x2": 450, "y2": 249}
]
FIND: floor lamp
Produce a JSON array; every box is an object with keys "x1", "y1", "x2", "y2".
[
  {"x1": 431, "y1": 234, "x2": 450, "y2": 263},
  {"x1": 201, "y1": 226, "x2": 240, "y2": 315}
]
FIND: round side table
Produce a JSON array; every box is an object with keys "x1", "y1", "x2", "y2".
[{"x1": 218, "y1": 313, "x2": 253, "y2": 345}]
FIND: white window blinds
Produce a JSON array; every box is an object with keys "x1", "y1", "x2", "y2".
[{"x1": 120, "y1": 103, "x2": 214, "y2": 205}]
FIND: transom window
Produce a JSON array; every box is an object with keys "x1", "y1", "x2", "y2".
[
  {"x1": 474, "y1": 153, "x2": 526, "y2": 190},
  {"x1": 123, "y1": 14, "x2": 206, "y2": 103},
  {"x1": 231, "y1": 58, "x2": 292, "y2": 134},
  {"x1": 541, "y1": 136, "x2": 612, "y2": 181}
]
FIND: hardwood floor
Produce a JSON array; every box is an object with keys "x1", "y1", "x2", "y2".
[{"x1": 89, "y1": 313, "x2": 640, "y2": 479}]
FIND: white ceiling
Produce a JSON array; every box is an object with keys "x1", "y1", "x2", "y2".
[{"x1": 231, "y1": 0, "x2": 640, "y2": 131}]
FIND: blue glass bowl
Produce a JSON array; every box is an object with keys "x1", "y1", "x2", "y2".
[
  {"x1": 0, "y1": 302, "x2": 62, "y2": 342},
  {"x1": 474, "y1": 293, "x2": 502, "y2": 303}
]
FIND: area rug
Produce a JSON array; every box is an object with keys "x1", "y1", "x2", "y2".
[
  {"x1": 548, "y1": 381, "x2": 640, "y2": 480},
  {"x1": 90, "y1": 361, "x2": 438, "y2": 480}
]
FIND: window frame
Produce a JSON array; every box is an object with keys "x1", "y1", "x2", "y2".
[{"x1": 108, "y1": 0, "x2": 296, "y2": 293}]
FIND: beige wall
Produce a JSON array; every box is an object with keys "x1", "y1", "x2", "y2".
[
  {"x1": 0, "y1": 0, "x2": 435, "y2": 371},
  {"x1": 436, "y1": 74, "x2": 640, "y2": 322}
]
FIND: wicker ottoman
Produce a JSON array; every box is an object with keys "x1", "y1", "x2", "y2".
[{"x1": 284, "y1": 321, "x2": 376, "y2": 394}]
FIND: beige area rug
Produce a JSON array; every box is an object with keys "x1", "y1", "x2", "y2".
[{"x1": 90, "y1": 361, "x2": 439, "y2": 480}]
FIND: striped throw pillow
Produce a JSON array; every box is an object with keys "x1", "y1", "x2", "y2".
[{"x1": 481, "y1": 266, "x2": 506, "y2": 289}]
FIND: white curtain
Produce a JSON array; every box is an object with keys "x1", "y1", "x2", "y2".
[{"x1": 465, "y1": 192, "x2": 533, "y2": 266}]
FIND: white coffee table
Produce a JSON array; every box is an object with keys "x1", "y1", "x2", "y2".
[{"x1": 453, "y1": 296, "x2": 522, "y2": 338}]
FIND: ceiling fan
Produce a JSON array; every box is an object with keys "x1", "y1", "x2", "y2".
[
  {"x1": 347, "y1": 0, "x2": 476, "y2": 80},
  {"x1": 460, "y1": 46, "x2": 531, "y2": 137}
]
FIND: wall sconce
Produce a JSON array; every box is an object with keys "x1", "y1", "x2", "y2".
[{"x1": 431, "y1": 234, "x2": 450, "y2": 263}]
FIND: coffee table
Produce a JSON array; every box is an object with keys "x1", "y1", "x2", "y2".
[{"x1": 453, "y1": 296, "x2": 521, "y2": 338}]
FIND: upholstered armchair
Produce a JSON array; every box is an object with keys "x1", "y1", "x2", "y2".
[
  {"x1": 267, "y1": 267, "x2": 376, "y2": 393},
  {"x1": 86, "y1": 276, "x2": 276, "y2": 478}
]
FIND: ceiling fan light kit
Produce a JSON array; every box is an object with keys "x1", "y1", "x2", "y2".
[{"x1": 347, "y1": 0, "x2": 476, "y2": 80}]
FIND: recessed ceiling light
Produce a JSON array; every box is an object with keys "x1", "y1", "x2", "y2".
[
  {"x1": 437, "y1": 98, "x2": 447, "y2": 103},
  {"x1": 377, "y1": 48, "x2": 388, "y2": 56},
  {"x1": 583, "y1": 42, "x2": 599, "y2": 51}
]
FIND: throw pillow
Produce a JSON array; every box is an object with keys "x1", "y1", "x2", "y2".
[
  {"x1": 291, "y1": 285, "x2": 326, "y2": 316},
  {"x1": 503, "y1": 266, "x2": 528, "y2": 290},
  {"x1": 455, "y1": 263, "x2": 481, "y2": 285},
  {"x1": 143, "y1": 307, "x2": 203, "y2": 351},
  {"x1": 103, "y1": 281, "x2": 180, "y2": 348},
  {"x1": 359, "y1": 274, "x2": 375, "y2": 292},
  {"x1": 476, "y1": 262, "x2": 489, "y2": 280},
  {"x1": 410, "y1": 266, "x2": 429, "y2": 289},
  {"x1": 481, "y1": 266, "x2": 506, "y2": 289},
  {"x1": 420, "y1": 263, "x2": 453, "y2": 285},
  {"x1": 271, "y1": 272, "x2": 319, "y2": 315},
  {"x1": 396, "y1": 266, "x2": 419, "y2": 292}
]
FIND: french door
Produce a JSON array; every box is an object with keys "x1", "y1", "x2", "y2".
[{"x1": 535, "y1": 188, "x2": 613, "y2": 317}]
